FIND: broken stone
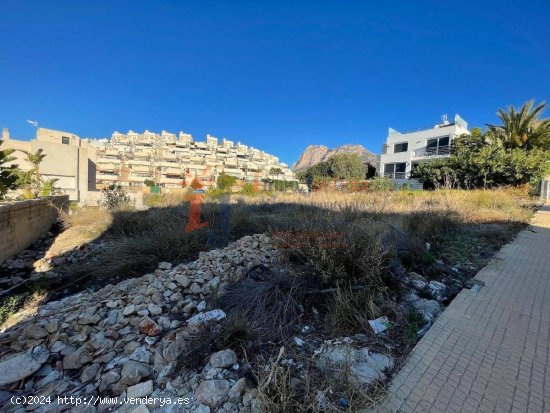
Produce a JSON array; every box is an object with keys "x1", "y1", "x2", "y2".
[
  {"x1": 147, "y1": 303, "x2": 162, "y2": 316},
  {"x1": 78, "y1": 314, "x2": 101, "y2": 325},
  {"x1": 228, "y1": 378, "x2": 247, "y2": 402},
  {"x1": 428, "y1": 280, "x2": 448, "y2": 302},
  {"x1": 63, "y1": 347, "x2": 92, "y2": 369},
  {"x1": 187, "y1": 309, "x2": 226, "y2": 326},
  {"x1": 81, "y1": 363, "x2": 100, "y2": 382},
  {"x1": 316, "y1": 344, "x2": 394, "y2": 386},
  {"x1": 120, "y1": 361, "x2": 151, "y2": 386},
  {"x1": 195, "y1": 379, "x2": 231, "y2": 409},
  {"x1": 138, "y1": 316, "x2": 162, "y2": 336},
  {"x1": 413, "y1": 298, "x2": 442, "y2": 319},
  {"x1": 26, "y1": 325, "x2": 48, "y2": 339},
  {"x1": 123, "y1": 304, "x2": 136, "y2": 316},
  {"x1": 127, "y1": 380, "x2": 153, "y2": 398},
  {"x1": 210, "y1": 349, "x2": 237, "y2": 369},
  {"x1": 158, "y1": 262, "x2": 172, "y2": 270},
  {"x1": 0, "y1": 346, "x2": 49, "y2": 386}
]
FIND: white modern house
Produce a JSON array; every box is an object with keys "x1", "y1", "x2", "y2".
[{"x1": 379, "y1": 114, "x2": 469, "y2": 182}]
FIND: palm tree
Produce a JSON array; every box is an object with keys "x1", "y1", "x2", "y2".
[
  {"x1": 487, "y1": 100, "x2": 550, "y2": 150},
  {"x1": 0, "y1": 140, "x2": 20, "y2": 199},
  {"x1": 20, "y1": 149, "x2": 47, "y2": 198}
]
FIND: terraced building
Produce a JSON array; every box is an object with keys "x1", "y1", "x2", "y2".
[{"x1": 92, "y1": 130, "x2": 295, "y2": 189}]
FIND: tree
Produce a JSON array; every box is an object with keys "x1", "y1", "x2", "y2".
[
  {"x1": 411, "y1": 131, "x2": 550, "y2": 189},
  {"x1": 269, "y1": 167, "x2": 282, "y2": 179},
  {"x1": 297, "y1": 153, "x2": 367, "y2": 182},
  {"x1": 0, "y1": 140, "x2": 19, "y2": 199},
  {"x1": 144, "y1": 179, "x2": 155, "y2": 187},
  {"x1": 217, "y1": 173, "x2": 237, "y2": 190},
  {"x1": 17, "y1": 149, "x2": 57, "y2": 198},
  {"x1": 328, "y1": 153, "x2": 367, "y2": 180},
  {"x1": 487, "y1": 100, "x2": 550, "y2": 150}
]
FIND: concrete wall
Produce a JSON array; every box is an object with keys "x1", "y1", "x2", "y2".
[{"x1": 0, "y1": 195, "x2": 69, "y2": 264}]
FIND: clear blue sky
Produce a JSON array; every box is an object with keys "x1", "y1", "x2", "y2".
[{"x1": 1, "y1": 1, "x2": 549, "y2": 165}]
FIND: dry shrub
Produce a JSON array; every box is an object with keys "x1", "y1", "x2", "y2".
[
  {"x1": 254, "y1": 347, "x2": 386, "y2": 412},
  {"x1": 219, "y1": 267, "x2": 310, "y2": 343},
  {"x1": 175, "y1": 324, "x2": 219, "y2": 371},
  {"x1": 324, "y1": 287, "x2": 381, "y2": 336},
  {"x1": 255, "y1": 353, "x2": 314, "y2": 413},
  {"x1": 274, "y1": 217, "x2": 390, "y2": 289}
]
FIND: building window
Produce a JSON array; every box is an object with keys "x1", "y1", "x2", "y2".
[
  {"x1": 426, "y1": 136, "x2": 450, "y2": 155},
  {"x1": 393, "y1": 142, "x2": 408, "y2": 153},
  {"x1": 383, "y1": 162, "x2": 407, "y2": 179},
  {"x1": 62, "y1": 136, "x2": 70, "y2": 145}
]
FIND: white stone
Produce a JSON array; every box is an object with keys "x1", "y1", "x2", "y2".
[
  {"x1": 187, "y1": 310, "x2": 226, "y2": 326},
  {"x1": 0, "y1": 346, "x2": 49, "y2": 386},
  {"x1": 127, "y1": 380, "x2": 153, "y2": 398},
  {"x1": 123, "y1": 304, "x2": 136, "y2": 316}
]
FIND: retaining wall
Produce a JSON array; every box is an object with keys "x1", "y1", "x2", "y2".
[{"x1": 0, "y1": 195, "x2": 69, "y2": 264}]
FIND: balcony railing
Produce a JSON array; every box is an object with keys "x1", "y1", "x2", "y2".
[
  {"x1": 413, "y1": 145, "x2": 450, "y2": 158},
  {"x1": 383, "y1": 172, "x2": 407, "y2": 180},
  {"x1": 389, "y1": 122, "x2": 455, "y2": 136}
]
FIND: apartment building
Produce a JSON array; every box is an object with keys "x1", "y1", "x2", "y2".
[
  {"x1": 92, "y1": 130, "x2": 295, "y2": 189},
  {"x1": 379, "y1": 114, "x2": 470, "y2": 180},
  {"x1": 2, "y1": 127, "x2": 96, "y2": 201}
]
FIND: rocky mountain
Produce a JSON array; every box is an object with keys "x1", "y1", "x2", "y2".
[{"x1": 292, "y1": 144, "x2": 378, "y2": 171}]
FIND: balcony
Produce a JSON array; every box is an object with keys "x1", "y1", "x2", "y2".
[
  {"x1": 412, "y1": 145, "x2": 450, "y2": 158},
  {"x1": 383, "y1": 172, "x2": 407, "y2": 180},
  {"x1": 97, "y1": 173, "x2": 119, "y2": 180},
  {"x1": 160, "y1": 177, "x2": 183, "y2": 185},
  {"x1": 162, "y1": 167, "x2": 182, "y2": 175}
]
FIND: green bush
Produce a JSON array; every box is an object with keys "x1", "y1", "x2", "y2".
[
  {"x1": 297, "y1": 153, "x2": 367, "y2": 182},
  {"x1": 368, "y1": 176, "x2": 397, "y2": 191},
  {"x1": 217, "y1": 173, "x2": 237, "y2": 190},
  {"x1": 101, "y1": 185, "x2": 131, "y2": 210},
  {"x1": 240, "y1": 183, "x2": 257, "y2": 195}
]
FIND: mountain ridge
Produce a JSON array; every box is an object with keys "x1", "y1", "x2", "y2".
[{"x1": 292, "y1": 144, "x2": 378, "y2": 172}]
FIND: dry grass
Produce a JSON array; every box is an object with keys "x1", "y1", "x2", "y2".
[
  {"x1": 34, "y1": 187, "x2": 537, "y2": 296},
  {"x1": 0, "y1": 291, "x2": 47, "y2": 332},
  {"x1": 247, "y1": 187, "x2": 537, "y2": 223},
  {"x1": 22, "y1": 187, "x2": 537, "y2": 303},
  {"x1": 49, "y1": 207, "x2": 113, "y2": 256},
  {"x1": 253, "y1": 346, "x2": 387, "y2": 412}
]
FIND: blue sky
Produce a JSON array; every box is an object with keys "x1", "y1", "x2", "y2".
[{"x1": 1, "y1": 1, "x2": 549, "y2": 165}]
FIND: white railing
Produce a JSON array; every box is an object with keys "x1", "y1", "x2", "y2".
[
  {"x1": 383, "y1": 172, "x2": 407, "y2": 180},
  {"x1": 413, "y1": 145, "x2": 450, "y2": 158}
]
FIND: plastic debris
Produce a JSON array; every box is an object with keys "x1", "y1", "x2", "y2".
[{"x1": 368, "y1": 316, "x2": 391, "y2": 334}]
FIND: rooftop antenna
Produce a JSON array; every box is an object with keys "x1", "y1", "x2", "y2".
[{"x1": 441, "y1": 114, "x2": 449, "y2": 125}]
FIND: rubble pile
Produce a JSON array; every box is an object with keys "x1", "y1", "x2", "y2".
[{"x1": 0, "y1": 234, "x2": 276, "y2": 413}]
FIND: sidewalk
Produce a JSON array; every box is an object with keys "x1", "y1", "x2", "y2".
[{"x1": 378, "y1": 204, "x2": 550, "y2": 412}]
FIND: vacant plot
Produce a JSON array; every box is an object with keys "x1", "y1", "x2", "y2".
[{"x1": 0, "y1": 187, "x2": 541, "y2": 411}]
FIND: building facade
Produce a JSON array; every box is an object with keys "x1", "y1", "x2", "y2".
[
  {"x1": 91, "y1": 130, "x2": 295, "y2": 189},
  {"x1": 2, "y1": 128, "x2": 97, "y2": 202},
  {"x1": 379, "y1": 114, "x2": 469, "y2": 180}
]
